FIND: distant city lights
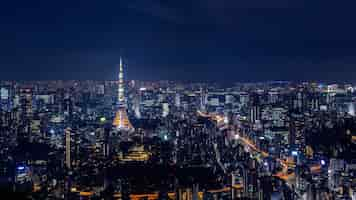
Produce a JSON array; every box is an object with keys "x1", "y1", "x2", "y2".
[
  {"x1": 100, "y1": 117, "x2": 106, "y2": 122},
  {"x1": 263, "y1": 162, "x2": 269, "y2": 167},
  {"x1": 291, "y1": 151, "x2": 298, "y2": 156},
  {"x1": 223, "y1": 116, "x2": 229, "y2": 124}
]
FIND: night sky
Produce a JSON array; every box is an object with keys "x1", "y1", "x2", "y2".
[{"x1": 1, "y1": 0, "x2": 356, "y2": 82}]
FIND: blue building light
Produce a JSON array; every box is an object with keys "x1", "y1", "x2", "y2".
[
  {"x1": 291, "y1": 151, "x2": 298, "y2": 156},
  {"x1": 321, "y1": 160, "x2": 326, "y2": 166}
]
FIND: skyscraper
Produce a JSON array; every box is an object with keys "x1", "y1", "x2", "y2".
[
  {"x1": 19, "y1": 87, "x2": 33, "y2": 119},
  {"x1": 65, "y1": 128, "x2": 71, "y2": 169},
  {"x1": 113, "y1": 57, "x2": 134, "y2": 132},
  {"x1": 249, "y1": 93, "x2": 261, "y2": 123},
  {"x1": 0, "y1": 86, "x2": 12, "y2": 112}
]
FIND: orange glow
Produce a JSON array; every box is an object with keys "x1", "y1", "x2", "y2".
[
  {"x1": 352, "y1": 136, "x2": 356, "y2": 142},
  {"x1": 197, "y1": 110, "x2": 225, "y2": 124},
  {"x1": 113, "y1": 107, "x2": 134, "y2": 130},
  {"x1": 80, "y1": 191, "x2": 94, "y2": 196},
  {"x1": 310, "y1": 164, "x2": 322, "y2": 173},
  {"x1": 113, "y1": 187, "x2": 238, "y2": 200}
]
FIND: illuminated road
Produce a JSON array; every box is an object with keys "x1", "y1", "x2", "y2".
[
  {"x1": 197, "y1": 111, "x2": 294, "y2": 181},
  {"x1": 197, "y1": 110, "x2": 224, "y2": 123},
  {"x1": 238, "y1": 134, "x2": 294, "y2": 180},
  {"x1": 197, "y1": 110, "x2": 323, "y2": 187}
]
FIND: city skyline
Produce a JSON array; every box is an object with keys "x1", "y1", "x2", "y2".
[
  {"x1": 2, "y1": 1, "x2": 356, "y2": 199},
  {"x1": 1, "y1": 78, "x2": 356, "y2": 199}
]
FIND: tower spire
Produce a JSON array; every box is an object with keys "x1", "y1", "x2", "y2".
[{"x1": 118, "y1": 57, "x2": 125, "y2": 106}]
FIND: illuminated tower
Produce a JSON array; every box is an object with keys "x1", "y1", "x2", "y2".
[
  {"x1": 113, "y1": 57, "x2": 134, "y2": 132},
  {"x1": 118, "y1": 57, "x2": 125, "y2": 105}
]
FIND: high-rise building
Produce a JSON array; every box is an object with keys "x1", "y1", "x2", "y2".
[
  {"x1": 96, "y1": 84, "x2": 105, "y2": 95},
  {"x1": 103, "y1": 126, "x2": 111, "y2": 157},
  {"x1": 328, "y1": 158, "x2": 345, "y2": 191},
  {"x1": 199, "y1": 87, "x2": 207, "y2": 111},
  {"x1": 249, "y1": 93, "x2": 261, "y2": 123},
  {"x1": 175, "y1": 93, "x2": 181, "y2": 107},
  {"x1": 0, "y1": 86, "x2": 12, "y2": 112},
  {"x1": 113, "y1": 57, "x2": 134, "y2": 132},
  {"x1": 239, "y1": 92, "x2": 249, "y2": 106},
  {"x1": 63, "y1": 97, "x2": 73, "y2": 122},
  {"x1": 65, "y1": 128, "x2": 71, "y2": 169},
  {"x1": 162, "y1": 102, "x2": 169, "y2": 117},
  {"x1": 19, "y1": 88, "x2": 33, "y2": 119}
]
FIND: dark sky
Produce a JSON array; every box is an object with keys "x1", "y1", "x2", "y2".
[{"x1": 1, "y1": 0, "x2": 356, "y2": 82}]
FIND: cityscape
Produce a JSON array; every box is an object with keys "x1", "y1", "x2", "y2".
[
  {"x1": 2, "y1": 1, "x2": 356, "y2": 200},
  {"x1": 1, "y1": 59, "x2": 356, "y2": 199}
]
